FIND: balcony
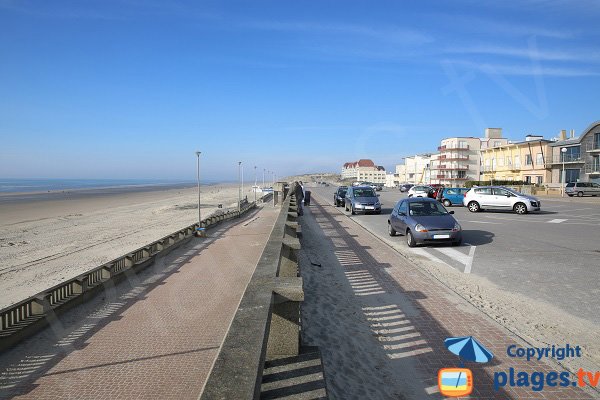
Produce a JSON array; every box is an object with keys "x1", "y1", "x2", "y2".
[
  {"x1": 431, "y1": 164, "x2": 469, "y2": 171},
  {"x1": 586, "y1": 143, "x2": 600, "y2": 152},
  {"x1": 548, "y1": 155, "x2": 584, "y2": 164},
  {"x1": 438, "y1": 155, "x2": 469, "y2": 161},
  {"x1": 438, "y1": 145, "x2": 470, "y2": 152},
  {"x1": 585, "y1": 164, "x2": 600, "y2": 174}
]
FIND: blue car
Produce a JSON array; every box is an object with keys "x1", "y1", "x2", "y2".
[{"x1": 438, "y1": 187, "x2": 470, "y2": 207}]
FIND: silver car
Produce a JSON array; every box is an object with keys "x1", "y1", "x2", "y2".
[
  {"x1": 388, "y1": 197, "x2": 462, "y2": 247},
  {"x1": 344, "y1": 186, "x2": 382, "y2": 215},
  {"x1": 565, "y1": 182, "x2": 600, "y2": 197},
  {"x1": 463, "y1": 186, "x2": 540, "y2": 214}
]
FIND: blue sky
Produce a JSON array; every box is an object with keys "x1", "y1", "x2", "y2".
[{"x1": 1, "y1": 0, "x2": 600, "y2": 181}]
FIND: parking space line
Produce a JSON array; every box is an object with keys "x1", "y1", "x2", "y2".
[{"x1": 548, "y1": 219, "x2": 567, "y2": 223}]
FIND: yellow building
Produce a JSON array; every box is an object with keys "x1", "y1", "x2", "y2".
[{"x1": 480, "y1": 136, "x2": 552, "y2": 184}]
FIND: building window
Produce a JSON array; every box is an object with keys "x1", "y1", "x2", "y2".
[
  {"x1": 536, "y1": 176, "x2": 543, "y2": 184},
  {"x1": 506, "y1": 156, "x2": 511, "y2": 166},
  {"x1": 494, "y1": 141, "x2": 502, "y2": 147},
  {"x1": 498, "y1": 157, "x2": 504, "y2": 167},
  {"x1": 536, "y1": 153, "x2": 543, "y2": 166},
  {"x1": 594, "y1": 133, "x2": 600, "y2": 150},
  {"x1": 514, "y1": 155, "x2": 520, "y2": 168},
  {"x1": 525, "y1": 154, "x2": 533, "y2": 165},
  {"x1": 525, "y1": 176, "x2": 531, "y2": 184},
  {"x1": 561, "y1": 169, "x2": 580, "y2": 183},
  {"x1": 593, "y1": 156, "x2": 600, "y2": 171},
  {"x1": 561, "y1": 146, "x2": 581, "y2": 162}
]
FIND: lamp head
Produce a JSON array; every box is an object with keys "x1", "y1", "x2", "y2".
[
  {"x1": 195, "y1": 151, "x2": 201, "y2": 156},
  {"x1": 561, "y1": 148, "x2": 567, "y2": 153}
]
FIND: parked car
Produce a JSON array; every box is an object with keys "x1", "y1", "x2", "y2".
[
  {"x1": 344, "y1": 186, "x2": 381, "y2": 215},
  {"x1": 565, "y1": 182, "x2": 600, "y2": 197},
  {"x1": 375, "y1": 183, "x2": 383, "y2": 191},
  {"x1": 438, "y1": 188, "x2": 470, "y2": 207},
  {"x1": 399, "y1": 184, "x2": 414, "y2": 192},
  {"x1": 333, "y1": 186, "x2": 348, "y2": 207},
  {"x1": 429, "y1": 184, "x2": 445, "y2": 199},
  {"x1": 463, "y1": 186, "x2": 540, "y2": 214},
  {"x1": 407, "y1": 185, "x2": 433, "y2": 198},
  {"x1": 388, "y1": 197, "x2": 462, "y2": 247}
]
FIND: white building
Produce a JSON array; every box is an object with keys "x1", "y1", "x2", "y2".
[
  {"x1": 395, "y1": 154, "x2": 436, "y2": 184},
  {"x1": 341, "y1": 159, "x2": 386, "y2": 183},
  {"x1": 430, "y1": 128, "x2": 509, "y2": 186}
]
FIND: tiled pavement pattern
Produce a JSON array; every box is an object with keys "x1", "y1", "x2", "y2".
[
  {"x1": 0, "y1": 206, "x2": 279, "y2": 400},
  {"x1": 300, "y1": 194, "x2": 596, "y2": 400}
]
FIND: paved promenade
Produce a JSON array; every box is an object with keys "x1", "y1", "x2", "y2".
[
  {"x1": 300, "y1": 193, "x2": 596, "y2": 400},
  {"x1": 0, "y1": 206, "x2": 279, "y2": 400}
]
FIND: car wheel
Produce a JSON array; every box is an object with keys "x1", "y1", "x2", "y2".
[
  {"x1": 577, "y1": 191, "x2": 584, "y2": 197},
  {"x1": 375, "y1": 210, "x2": 381, "y2": 215},
  {"x1": 334, "y1": 200, "x2": 338, "y2": 207},
  {"x1": 351, "y1": 206, "x2": 356, "y2": 215},
  {"x1": 467, "y1": 201, "x2": 480, "y2": 213},
  {"x1": 443, "y1": 199, "x2": 451, "y2": 207},
  {"x1": 345, "y1": 204, "x2": 349, "y2": 212},
  {"x1": 514, "y1": 202, "x2": 528, "y2": 215},
  {"x1": 388, "y1": 223, "x2": 396, "y2": 236},
  {"x1": 406, "y1": 229, "x2": 416, "y2": 247},
  {"x1": 452, "y1": 238, "x2": 462, "y2": 246}
]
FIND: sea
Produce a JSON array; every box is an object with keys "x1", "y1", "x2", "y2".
[{"x1": 0, "y1": 178, "x2": 196, "y2": 193}]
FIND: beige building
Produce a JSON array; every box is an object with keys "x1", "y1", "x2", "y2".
[
  {"x1": 480, "y1": 136, "x2": 553, "y2": 184},
  {"x1": 341, "y1": 159, "x2": 386, "y2": 183},
  {"x1": 430, "y1": 128, "x2": 509, "y2": 186}
]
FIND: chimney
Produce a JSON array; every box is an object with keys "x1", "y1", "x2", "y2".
[
  {"x1": 560, "y1": 130, "x2": 567, "y2": 140},
  {"x1": 571, "y1": 129, "x2": 575, "y2": 138}
]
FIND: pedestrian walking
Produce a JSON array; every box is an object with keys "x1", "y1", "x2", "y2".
[{"x1": 295, "y1": 181, "x2": 304, "y2": 216}]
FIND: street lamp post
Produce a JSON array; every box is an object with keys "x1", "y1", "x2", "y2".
[
  {"x1": 238, "y1": 161, "x2": 242, "y2": 214},
  {"x1": 195, "y1": 151, "x2": 201, "y2": 226},
  {"x1": 254, "y1": 166, "x2": 257, "y2": 202},
  {"x1": 242, "y1": 164, "x2": 244, "y2": 201},
  {"x1": 263, "y1": 168, "x2": 266, "y2": 189},
  {"x1": 561, "y1": 147, "x2": 567, "y2": 197}
]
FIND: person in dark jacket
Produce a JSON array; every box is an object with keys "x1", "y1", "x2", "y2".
[{"x1": 294, "y1": 181, "x2": 304, "y2": 215}]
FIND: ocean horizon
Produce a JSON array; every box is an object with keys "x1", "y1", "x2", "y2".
[{"x1": 0, "y1": 178, "x2": 201, "y2": 193}]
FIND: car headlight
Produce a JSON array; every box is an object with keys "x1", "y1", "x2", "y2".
[
  {"x1": 414, "y1": 224, "x2": 428, "y2": 232},
  {"x1": 452, "y1": 222, "x2": 461, "y2": 232}
]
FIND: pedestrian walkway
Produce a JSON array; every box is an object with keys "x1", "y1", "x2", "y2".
[
  {"x1": 0, "y1": 206, "x2": 280, "y2": 400},
  {"x1": 299, "y1": 195, "x2": 595, "y2": 400}
]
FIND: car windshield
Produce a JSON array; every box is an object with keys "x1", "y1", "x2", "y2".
[
  {"x1": 409, "y1": 201, "x2": 449, "y2": 216},
  {"x1": 339, "y1": 190, "x2": 347, "y2": 196},
  {"x1": 353, "y1": 188, "x2": 375, "y2": 197}
]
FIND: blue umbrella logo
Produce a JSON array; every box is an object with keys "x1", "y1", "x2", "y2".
[{"x1": 444, "y1": 336, "x2": 494, "y2": 390}]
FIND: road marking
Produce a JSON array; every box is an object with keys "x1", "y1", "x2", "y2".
[
  {"x1": 547, "y1": 219, "x2": 567, "y2": 223},
  {"x1": 464, "y1": 245, "x2": 476, "y2": 274},
  {"x1": 467, "y1": 220, "x2": 502, "y2": 224}
]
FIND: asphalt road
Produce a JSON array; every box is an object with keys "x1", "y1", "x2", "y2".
[{"x1": 309, "y1": 185, "x2": 600, "y2": 325}]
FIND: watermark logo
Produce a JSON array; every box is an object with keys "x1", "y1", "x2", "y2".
[
  {"x1": 438, "y1": 336, "x2": 494, "y2": 398},
  {"x1": 438, "y1": 368, "x2": 473, "y2": 397}
]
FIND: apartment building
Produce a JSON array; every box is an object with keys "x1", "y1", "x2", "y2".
[
  {"x1": 395, "y1": 154, "x2": 435, "y2": 184},
  {"x1": 480, "y1": 136, "x2": 552, "y2": 184},
  {"x1": 341, "y1": 159, "x2": 386, "y2": 183},
  {"x1": 430, "y1": 128, "x2": 509, "y2": 186},
  {"x1": 548, "y1": 123, "x2": 600, "y2": 185}
]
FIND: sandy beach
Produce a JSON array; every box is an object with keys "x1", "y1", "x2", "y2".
[{"x1": 0, "y1": 183, "x2": 258, "y2": 309}]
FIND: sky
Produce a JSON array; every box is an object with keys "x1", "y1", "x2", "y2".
[{"x1": 1, "y1": 0, "x2": 600, "y2": 181}]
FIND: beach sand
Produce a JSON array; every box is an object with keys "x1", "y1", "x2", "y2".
[{"x1": 0, "y1": 184, "x2": 258, "y2": 309}]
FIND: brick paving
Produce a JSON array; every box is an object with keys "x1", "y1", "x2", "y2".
[
  {"x1": 0, "y1": 206, "x2": 279, "y2": 400},
  {"x1": 300, "y1": 193, "x2": 597, "y2": 400}
]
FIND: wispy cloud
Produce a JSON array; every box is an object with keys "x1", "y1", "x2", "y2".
[
  {"x1": 444, "y1": 45, "x2": 578, "y2": 61},
  {"x1": 240, "y1": 20, "x2": 434, "y2": 46},
  {"x1": 444, "y1": 59, "x2": 599, "y2": 77}
]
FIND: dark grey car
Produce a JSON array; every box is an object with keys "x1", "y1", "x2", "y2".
[
  {"x1": 334, "y1": 186, "x2": 348, "y2": 207},
  {"x1": 344, "y1": 186, "x2": 381, "y2": 215},
  {"x1": 388, "y1": 197, "x2": 462, "y2": 247}
]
